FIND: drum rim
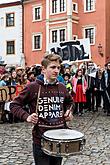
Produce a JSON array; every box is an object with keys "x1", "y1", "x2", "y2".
[
  {"x1": 42, "y1": 135, "x2": 84, "y2": 141},
  {"x1": 42, "y1": 129, "x2": 84, "y2": 141},
  {"x1": 42, "y1": 148, "x2": 83, "y2": 157}
]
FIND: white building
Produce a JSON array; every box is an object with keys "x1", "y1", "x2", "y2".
[{"x1": 0, "y1": 0, "x2": 25, "y2": 67}]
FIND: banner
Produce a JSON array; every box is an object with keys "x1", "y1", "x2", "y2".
[
  {"x1": 0, "y1": 85, "x2": 24, "y2": 102},
  {"x1": 48, "y1": 38, "x2": 91, "y2": 63}
]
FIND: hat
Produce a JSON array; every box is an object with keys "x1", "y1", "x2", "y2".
[
  {"x1": 27, "y1": 71, "x2": 35, "y2": 76},
  {"x1": 16, "y1": 66, "x2": 24, "y2": 71},
  {"x1": 1, "y1": 73, "x2": 9, "y2": 80},
  {"x1": 0, "y1": 63, "x2": 7, "y2": 67}
]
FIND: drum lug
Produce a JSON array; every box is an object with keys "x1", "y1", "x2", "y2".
[
  {"x1": 65, "y1": 144, "x2": 69, "y2": 153},
  {"x1": 56, "y1": 142, "x2": 61, "y2": 154},
  {"x1": 41, "y1": 138, "x2": 44, "y2": 146},
  {"x1": 49, "y1": 143, "x2": 53, "y2": 151}
]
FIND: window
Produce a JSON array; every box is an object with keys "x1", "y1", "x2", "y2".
[
  {"x1": 60, "y1": 0, "x2": 65, "y2": 12},
  {"x1": 33, "y1": 6, "x2": 42, "y2": 21},
  {"x1": 33, "y1": 34, "x2": 42, "y2": 50},
  {"x1": 84, "y1": 0, "x2": 95, "y2": 12},
  {"x1": 60, "y1": 29, "x2": 65, "y2": 42},
  {"x1": 6, "y1": 13, "x2": 14, "y2": 27},
  {"x1": 51, "y1": 0, "x2": 66, "y2": 14},
  {"x1": 35, "y1": 7, "x2": 40, "y2": 20},
  {"x1": 51, "y1": 29, "x2": 66, "y2": 43},
  {"x1": 84, "y1": 27, "x2": 95, "y2": 44},
  {"x1": 6, "y1": 41, "x2": 15, "y2": 55},
  {"x1": 52, "y1": 0, "x2": 57, "y2": 13},
  {"x1": 73, "y1": 3, "x2": 78, "y2": 13},
  {"x1": 52, "y1": 30, "x2": 57, "y2": 43}
]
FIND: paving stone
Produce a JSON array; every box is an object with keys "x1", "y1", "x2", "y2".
[{"x1": 1, "y1": 109, "x2": 110, "y2": 164}]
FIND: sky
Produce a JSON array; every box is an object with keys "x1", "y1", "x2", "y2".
[{"x1": 0, "y1": 0, "x2": 20, "y2": 4}]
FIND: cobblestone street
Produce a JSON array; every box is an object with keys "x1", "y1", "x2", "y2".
[{"x1": 0, "y1": 109, "x2": 110, "y2": 165}]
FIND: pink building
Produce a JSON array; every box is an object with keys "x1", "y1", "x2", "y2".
[{"x1": 23, "y1": 0, "x2": 110, "y2": 67}]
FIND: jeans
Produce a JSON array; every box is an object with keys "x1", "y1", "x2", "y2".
[{"x1": 33, "y1": 143, "x2": 62, "y2": 165}]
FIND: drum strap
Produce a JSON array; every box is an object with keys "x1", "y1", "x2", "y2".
[{"x1": 36, "y1": 85, "x2": 41, "y2": 114}]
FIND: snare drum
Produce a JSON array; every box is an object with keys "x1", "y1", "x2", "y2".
[{"x1": 41, "y1": 129, "x2": 85, "y2": 157}]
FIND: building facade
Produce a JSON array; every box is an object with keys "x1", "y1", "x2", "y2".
[
  {"x1": 23, "y1": 0, "x2": 110, "y2": 67},
  {"x1": 77, "y1": 0, "x2": 110, "y2": 67},
  {"x1": 0, "y1": 0, "x2": 109, "y2": 67},
  {"x1": 0, "y1": 0, "x2": 25, "y2": 67}
]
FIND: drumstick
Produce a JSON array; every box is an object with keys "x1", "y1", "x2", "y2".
[
  {"x1": 68, "y1": 105, "x2": 73, "y2": 115},
  {"x1": 66, "y1": 110, "x2": 71, "y2": 117},
  {"x1": 36, "y1": 85, "x2": 41, "y2": 114}
]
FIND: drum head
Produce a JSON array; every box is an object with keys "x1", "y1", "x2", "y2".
[{"x1": 43, "y1": 129, "x2": 84, "y2": 140}]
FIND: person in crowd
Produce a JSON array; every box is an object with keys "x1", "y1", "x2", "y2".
[
  {"x1": 71, "y1": 68, "x2": 87, "y2": 115},
  {"x1": 10, "y1": 53, "x2": 74, "y2": 165},
  {"x1": 63, "y1": 73, "x2": 72, "y2": 94},
  {"x1": 84, "y1": 62, "x2": 97, "y2": 112},
  {"x1": 64, "y1": 66, "x2": 71, "y2": 74},
  {"x1": 64, "y1": 65, "x2": 73, "y2": 81},
  {"x1": 7, "y1": 70, "x2": 19, "y2": 123},
  {"x1": 70, "y1": 63, "x2": 78, "y2": 76},
  {"x1": 94, "y1": 68, "x2": 104, "y2": 111},
  {"x1": 0, "y1": 63, "x2": 7, "y2": 75},
  {"x1": 21, "y1": 73, "x2": 30, "y2": 85},
  {"x1": 59, "y1": 64, "x2": 65, "y2": 76},
  {"x1": 16, "y1": 67, "x2": 24, "y2": 85},
  {"x1": 0, "y1": 73, "x2": 9, "y2": 122},
  {"x1": 25, "y1": 66, "x2": 31, "y2": 75},
  {"x1": 27, "y1": 71, "x2": 36, "y2": 82},
  {"x1": 9, "y1": 70, "x2": 27, "y2": 123},
  {"x1": 101, "y1": 64, "x2": 108, "y2": 112},
  {"x1": 102, "y1": 62, "x2": 110, "y2": 116},
  {"x1": 86, "y1": 74, "x2": 96, "y2": 112},
  {"x1": 10, "y1": 70, "x2": 18, "y2": 86},
  {"x1": 0, "y1": 73, "x2": 10, "y2": 86},
  {"x1": 79, "y1": 62, "x2": 88, "y2": 77},
  {"x1": 31, "y1": 65, "x2": 42, "y2": 77}
]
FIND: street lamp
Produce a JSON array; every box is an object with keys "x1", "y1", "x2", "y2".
[{"x1": 98, "y1": 43, "x2": 103, "y2": 57}]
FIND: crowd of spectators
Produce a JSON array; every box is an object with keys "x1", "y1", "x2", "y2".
[
  {"x1": 0, "y1": 63, "x2": 42, "y2": 123},
  {"x1": 0, "y1": 60, "x2": 110, "y2": 123}
]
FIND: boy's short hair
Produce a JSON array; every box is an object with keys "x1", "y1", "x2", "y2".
[{"x1": 41, "y1": 53, "x2": 62, "y2": 68}]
